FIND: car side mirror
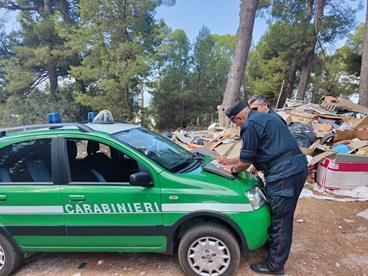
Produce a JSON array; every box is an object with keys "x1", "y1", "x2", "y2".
[{"x1": 129, "y1": 172, "x2": 153, "y2": 188}]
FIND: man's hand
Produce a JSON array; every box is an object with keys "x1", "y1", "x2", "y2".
[
  {"x1": 221, "y1": 160, "x2": 251, "y2": 175},
  {"x1": 217, "y1": 156, "x2": 238, "y2": 165},
  {"x1": 218, "y1": 156, "x2": 231, "y2": 165},
  {"x1": 247, "y1": 164, "x2": 257, "y2": 175},
  {"x1": 221, "y1": 165, "x2": 233, "y2": 174}
]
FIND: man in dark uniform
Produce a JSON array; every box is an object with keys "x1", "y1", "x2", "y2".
[
  {"x1": 248, "y1": 95, "x2": 286, "y2": 124},
  {"x1": 222, "y1": 100, "x2": 308, "y2": 275},
  {"x1": 218, "y1": 95, "x2": 286, "y2": 172}
]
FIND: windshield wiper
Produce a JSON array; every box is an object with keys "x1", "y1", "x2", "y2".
[
  {"x1": 192, "y1": 152, "x2": 205, "y2": 161},
  {"x1": 169, "y1": 156, "x2": 192, "y2": 172},
  {"x1": 169, "y1": 152, "x2": 204, "y2": 173}
]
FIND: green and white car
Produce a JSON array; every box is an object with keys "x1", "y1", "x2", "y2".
[{"x1": 0, "y1": 113, "x2": 270, "y2": 276}]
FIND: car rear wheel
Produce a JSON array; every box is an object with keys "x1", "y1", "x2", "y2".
[
  {"x1": 178, "y1": 223, "x2": 240, "y2": 276},
  {"x1": 0, "y1": 234, "x2": 22, "y2": 276}
]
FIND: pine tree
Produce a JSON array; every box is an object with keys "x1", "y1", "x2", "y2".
[{"x1": 0, "y1": 0, "x2": 81, "y2": 101}]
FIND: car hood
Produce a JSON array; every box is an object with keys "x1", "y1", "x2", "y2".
[{"x1": 159, "y1": 156, "x2": 260, "y2": 197}]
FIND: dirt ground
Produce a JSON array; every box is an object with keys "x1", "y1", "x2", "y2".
[{"x1": 14, "y1": 198, "x2": 368, "y2": 276}]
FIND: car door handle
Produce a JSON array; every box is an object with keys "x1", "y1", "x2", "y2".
[
  {"x1": 68, "y1": 195, "x2": 86, "y2": 202},
  {"x1": 0, "y1": 195, "x2": 7, "y2": 201}
]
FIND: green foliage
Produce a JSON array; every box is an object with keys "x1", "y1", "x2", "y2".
[
  {"x1": 0, "y1": 19, "x2": 9, "y2": 94},
  {"x1": 150, "y1": 28, "x2": 192, "y2": 129},
  {"x1": 252, "y1": 57, "x2": 287, "y2": 94},
  {"x1": 308, "y1": 22, "x2": 363, "y2": 101},
  {"x1": 0, "y1": 86, "x2": 84, "y2": 128},
  {"x1": 0, "y1": 0, "x2": 364, "y2": 129},
  {"x1": 246, "y1": 22, "x2": 307, "y2": 103},
  {"x1": 63, "y1": 0, "x2": 165, "y2": 120},
  {"x1": 1, "y1": 2, "x2": 79, "y2": 98},
  {"x1": 248, "y1": 0, "x2": 358, "y2": 103},
  {"x1": 150, "y1": 27, "x2": 235, "y2": 130},
  {"x1": 270, "y1": 0, "x2": 357, "y2": 44},
  {"x1": 334, "y1": 24, "x2": 364, "y2": 76},
  {"x1": 311, "y1": 54, "x2": 359, "y2": 101}
]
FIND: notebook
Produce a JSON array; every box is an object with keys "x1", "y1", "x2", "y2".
[{"x1": 202, "y1": 160, "x2": 235, "y2": 180}]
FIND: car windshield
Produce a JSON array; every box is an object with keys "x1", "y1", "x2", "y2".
[{"x1": 113, "y1": 127, "x2": 193, "y2": 170}]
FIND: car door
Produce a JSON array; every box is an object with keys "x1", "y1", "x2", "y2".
[
  {"x1": 58, "y1": 137, "x2": 164, "y2": 251},
  {"x1": 0, "y1": 138, "x2": 67, "y2": 249}
]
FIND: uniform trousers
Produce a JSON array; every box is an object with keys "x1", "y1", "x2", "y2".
[{"x1": 264, "y1": 169, "x2": 308, "y2": 270}]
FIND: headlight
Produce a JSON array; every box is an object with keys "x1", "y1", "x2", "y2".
[{"x1": 246, "y1": 186, "x2": 267, "y2": 210}]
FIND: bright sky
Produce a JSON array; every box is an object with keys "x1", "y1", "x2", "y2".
[
  {"x1": 156, "y1": 0, "x2": 367, "y2": 50},
  {"x1": 2, "y1": 1, "x2": 366, "y2": 48}
]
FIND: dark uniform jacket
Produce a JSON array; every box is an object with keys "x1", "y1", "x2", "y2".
[
  {"x1": 240, "y1": 111, "x2": 307, "y2": 183},
  {"x1": 268, "y1": 109, "x2": 287, "y2": 125}
]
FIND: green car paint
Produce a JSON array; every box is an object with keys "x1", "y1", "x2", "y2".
[{"x1": 0, "y1": 123, "x2": 270, "y2": 259}]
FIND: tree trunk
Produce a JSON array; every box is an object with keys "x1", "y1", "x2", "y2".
[
  {"x1": 296, "y1": 0, "x2": 325, "y2": 102},
  {"x1": 359, "y1": 0, "x2": 368, "y2": 107},
  {"x1": 42, "y1": 0, "x2": 58, "y2": 100},
  {"x1": 281, "y1": 61, "x2": 296, "y2": 98},
  {"x1": 218, "y1": 0, "x2": 258, "y2": 127},
  {"x1": 296, "y1": 51, "x2": 314, "y2": 101},
  {"x1": 47, "y1": 63, "x2": 59, "y2": 100},
  {"x1": 58, "y1": 0, "x2": 72, "y2": 23},
  {"x1": 57, "y1": 0, "x2": 86, "y2": 92}
]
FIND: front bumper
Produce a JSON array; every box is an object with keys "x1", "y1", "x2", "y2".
[{"x1": 229, "y1": 204, "x2": 271, "y2": 251}]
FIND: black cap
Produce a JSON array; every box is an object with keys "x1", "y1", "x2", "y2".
[{"x1": 225, "y1": 101, "x2": 246, "y2": 120}]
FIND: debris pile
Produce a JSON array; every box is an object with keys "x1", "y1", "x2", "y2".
[
  {"x1": 171, "y1": 126, "x2": 241, "y2": 159},
  {"x1": 169, "y1": 96, "x2": 368, "y2": 191}
]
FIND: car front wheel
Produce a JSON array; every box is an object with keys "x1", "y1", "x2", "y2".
[{"x1": 178, "y1": 222, "x2": 240, "y2": 276}]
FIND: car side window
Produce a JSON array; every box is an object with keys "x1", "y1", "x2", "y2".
[
  {"x1": 66, "y1": 138, "x2": 146, "y2": 184},
  {"x1": 0, "y1": 139, "x2": 52, "y2": 183}
]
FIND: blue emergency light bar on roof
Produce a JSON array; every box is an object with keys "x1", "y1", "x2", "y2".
[
  {"x1": 47, "y1": 112, "x2": 62, "y2": 124},
  {"x1": 88, "y1": 112, "x2": 97, "y2": 123}
]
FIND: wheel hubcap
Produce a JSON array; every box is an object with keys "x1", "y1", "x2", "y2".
[
  {"x1": 187, "y1": 237, "x2": 230, "y2": 276},
  {"x1": 0, "y1": 246, "x2": 5, "y2": 270}
]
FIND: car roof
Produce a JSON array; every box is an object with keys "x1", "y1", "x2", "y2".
[
  {"x1": 86, "y1": 123, "x2": 139, "y2": 134},
  {"x1": 0, "y1": 122, "x2": 140, "y2": 140}
]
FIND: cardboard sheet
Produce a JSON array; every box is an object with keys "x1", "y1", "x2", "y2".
[
  {"x1": 334, "y1": 130, "x2": 368, "y2": 142},
  {"x1": 202, "y1": 160, "x2": 235, "y2": 179},
  {"x1": 310, "y1": 151, "x2": 336, "y2": 166}
]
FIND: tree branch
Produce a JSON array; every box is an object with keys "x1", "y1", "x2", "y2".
[
  {"x1": 21, "y1": 71, "x2": 48, "y2": 97},
  {"x1": 0, "y1": 0, "x2": 44, "y2": 17},
  {"x1": 306, "y1": 0, "x2": 314, "y2": 18}
]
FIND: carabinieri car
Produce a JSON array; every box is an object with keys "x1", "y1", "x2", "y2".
[{"x1": 0, "y1": 111, "x2": 270, "y2": 276}]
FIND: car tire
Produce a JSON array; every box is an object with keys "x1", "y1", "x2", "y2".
[
  {"x1": 0, "y1": 234, "x2": 22, "y2": 276},
  {"x1": 178, "y1": 222, "x2": 240, "y2": 276}
]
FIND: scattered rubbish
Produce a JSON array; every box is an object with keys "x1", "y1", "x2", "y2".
[
  {"x1": 208, "y1": 122, "x2": 218, "y2": 130},
  {"x1": 161, "y1": 131, "x2": 173, "y2": 139},
  {"x1": 289, "y1": 124, "x2": 317, "y2": 147},
  {"x1": 97, "y1": 260, "x2": 104, "y2": 265},
  {"x1": 296, "y1": 219, "x2": 304, "y2": 223},
  {"x1": 336, "y1": 262, "x2": 341, "y2": 268},
  {"x1": 321, "y1": 96, "x2": 368, "y2": 114},
  {"x1": 343, "y1": 219, "x2": 354, "y2": 223},
  {"x1": 317, "y1": 156, "x2": 368, "y2": 190},
  {"x1": 357, "y1": 209, "x2": 368, "y2": 220},
  {"x1": 192, "y1": 136, "x2": 204, "y2": 145},
  {"x1": 169, "y1": 96, "x2": 367, "y2": 192},
  {"x1": 332, "y1": 186, "x2": 368, "y2": 199},
  {"x1": 139, "y1": 272, "x2": 146, "y2": 276},
  {"x1": 72, "y1": 273, "x2": 81, "y2": 276},
  {"x1": 78, "y1": 263, "x2": 87, "y2": 269},
  {"x1": 300, "y1": 187, "x2": 368, "y2": 202},
  {"x1": 338, "y1": 225, "x2": 343, "y2": 229},
  {"x1": 331, "y1": 144, "x2": 350, "y2": 154}
]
